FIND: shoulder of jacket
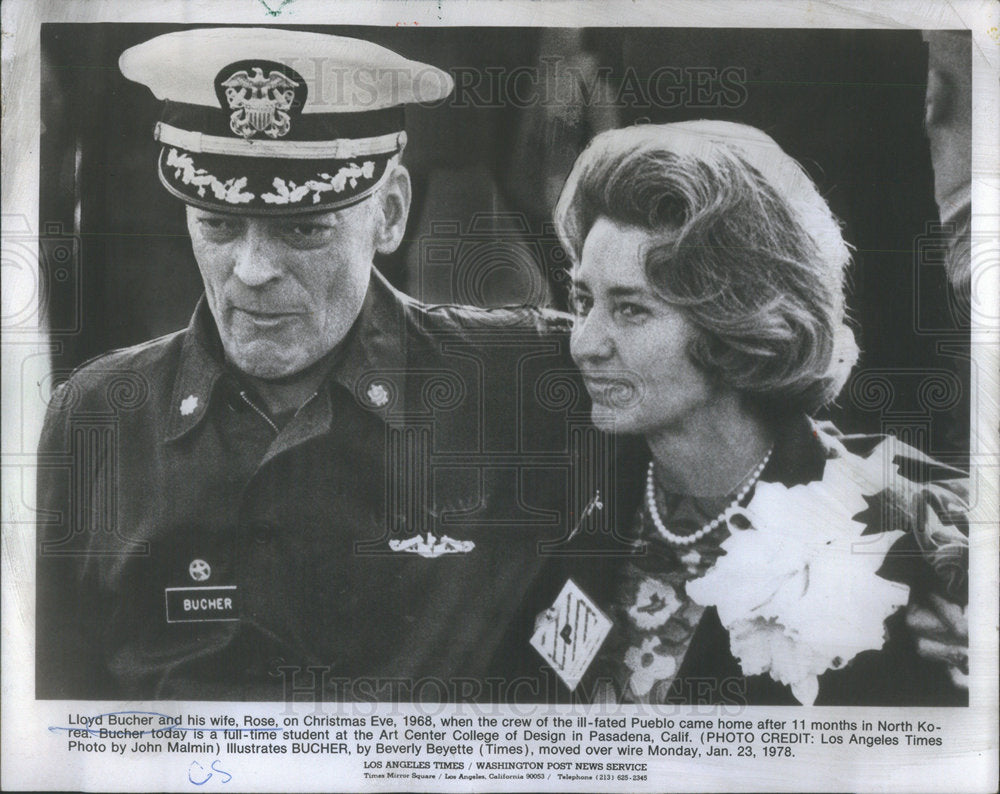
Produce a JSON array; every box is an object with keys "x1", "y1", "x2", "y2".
[
  {"x1": 48, "y1": 330, "x2": 186, "y2": 411},
  {"x1": 824, "y1": 423, "x2": 967, "y2": 482},
  {"x1": 419, "y1": 302, "x2": 574, "y2": 336}
]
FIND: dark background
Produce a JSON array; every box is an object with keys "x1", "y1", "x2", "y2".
[{"x1": 39, "y1": 25, "x2": 970, "y2": 462}]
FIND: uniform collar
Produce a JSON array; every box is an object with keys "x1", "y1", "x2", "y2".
[
  {"x1": 327, "y1": 267, "x2": 411, "y2": 415},
  {"x1": 164, "y1": 296, "x2": 227, "y2": 442},
  {"x1": 164, "y1": 267, "x2": 414, "y2": 442}
]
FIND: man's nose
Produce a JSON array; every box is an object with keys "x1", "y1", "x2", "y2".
[
  {"x1": 571, "y1": 308, "x2": 615, "y2": 362},
  {"x1": 232, "y1": 226, "x2": 283, "y2": 287}
]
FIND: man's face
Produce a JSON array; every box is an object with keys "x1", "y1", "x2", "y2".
[{"x1": 185, "y1": 202, "x2": 378, "y2": 379}]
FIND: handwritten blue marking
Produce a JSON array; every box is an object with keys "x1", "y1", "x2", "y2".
[
  {"x1": 211, "y1": 760, "x2": 232, "y2": 784},
  {"x1": 48, "y1": 710, "x2": 286, "y2": 737},
  {"x1": 188, "y1": 760, "x2": 211, "y2": 786},
  {"x1": 188, "y1": 759, "x2": 233, "y2": 786},
  {"x1": 256, "y1": 0, "x2": 293, "y2": 16}
]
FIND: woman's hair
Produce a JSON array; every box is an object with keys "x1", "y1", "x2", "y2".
[{"x1": 554, "y1": 120, "x2": 859, "y2": 414}]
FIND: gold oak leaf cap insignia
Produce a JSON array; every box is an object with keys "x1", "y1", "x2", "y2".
[{"x1": 118, "y1": 28, "x2": 454, "y2": 214}]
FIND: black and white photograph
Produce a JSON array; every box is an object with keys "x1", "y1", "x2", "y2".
[{"x1": 2, "y1": 1, "x2": 997, "y2": 791}]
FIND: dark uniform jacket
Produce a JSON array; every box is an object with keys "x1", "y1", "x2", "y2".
[{"x1": 36, "y1": 269, "x2": 595, "y2": 702}]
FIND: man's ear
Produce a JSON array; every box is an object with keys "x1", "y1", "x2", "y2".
[{"x1": 373, "y1": 164, "x2": 412, "y2": 255}]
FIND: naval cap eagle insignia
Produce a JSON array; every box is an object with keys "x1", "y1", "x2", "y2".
[{"x1": 220, "y1": 64, "x2": 301, "y2": 140}]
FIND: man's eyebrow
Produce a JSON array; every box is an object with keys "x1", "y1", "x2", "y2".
[{"x1": 193, "y1": 209, "x2": 240, "y2": 219}]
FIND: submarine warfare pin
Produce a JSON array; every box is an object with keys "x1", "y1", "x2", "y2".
[{"x1": 388, "y1": 532, "x2": 475, "y2": 558}]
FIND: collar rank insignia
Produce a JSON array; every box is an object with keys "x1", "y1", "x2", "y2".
[
  {"x1": 179, "y1": 394, "x2": 199, "y2": 416},
  {"x1": 221, "y1": 66, "x2": 299, "y2": 139},
  {"x1": 388, "y1": 532, "x2": 475, "y2": 558}
]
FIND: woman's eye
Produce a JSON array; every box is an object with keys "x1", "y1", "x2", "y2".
[
  {"x1": 616, "y1": 302, "x2": 650, "y2": 321},
  {"x1": 569, "y1": 292, "x2": 593, "y2": 316}
]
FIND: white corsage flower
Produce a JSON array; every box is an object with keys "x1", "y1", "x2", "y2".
[
  {"x1": 628, "y1": 579, "x2": 682, "y2": 630},
  {"x1": 624, "y1": 638, "x2": 677, "y2": 698},
  {"x1": 685, "y1": 455, "x2": 909, "y2": 705}
]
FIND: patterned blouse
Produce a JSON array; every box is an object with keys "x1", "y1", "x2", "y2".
[
  {"x1": 603, "y1": 497, "x2": 737, "y2": 703},
  {"x1": 582, "y1": 416, "x2": 969, "y2": 707}
]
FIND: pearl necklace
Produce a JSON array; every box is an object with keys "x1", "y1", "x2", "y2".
[{"x1": 645, "y1": 446, "x2": 773, "y2": 546}]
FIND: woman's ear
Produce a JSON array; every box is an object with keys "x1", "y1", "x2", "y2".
[{"x1": 373, "y1": 164, "x2": 412, "y2": 255}]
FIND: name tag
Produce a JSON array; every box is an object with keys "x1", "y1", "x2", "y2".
[
  {"x1": 165, "y1": 586, "x2": 239, "y2": 623},
  {"x1": 530, "y1": 578, "x2": 612, "y2": 691}
]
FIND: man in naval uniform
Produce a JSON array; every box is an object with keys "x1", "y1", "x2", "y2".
[{"x1": 35, "y1": 28, "x2": 597, "y2": 701}]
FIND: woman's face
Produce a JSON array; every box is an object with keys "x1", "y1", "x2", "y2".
[{"x1": 570, "y1": 216, "x2": 721, "y2": 435}]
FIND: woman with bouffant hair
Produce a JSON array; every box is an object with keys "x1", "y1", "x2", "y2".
[{"x1": 556, "y1": 121, "x2": 968, "y2": 706}]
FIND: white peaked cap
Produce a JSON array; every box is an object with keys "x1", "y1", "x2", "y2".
[
  {"x1": 118, "y1": 27, "x2": 454, "y2": 214},
  {"x1": 120, "y1": 27, "x2": 455, "y2": 112}
]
